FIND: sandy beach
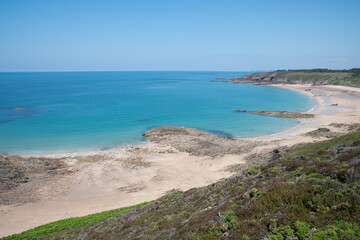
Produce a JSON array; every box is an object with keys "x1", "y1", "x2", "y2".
[{"x1": 1, "y1": 83, "x2": 360, "y2": 237}]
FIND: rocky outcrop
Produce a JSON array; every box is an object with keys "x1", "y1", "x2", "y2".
[
  {"x1": 0, "y1": 156, "x2": 28, "y2": 191},
  {"x1": 222, "y1": 71, "x2": 291, "y2": 85},
  {"x1": 143, "y1": 126, "x2": 261, "y2": 157},
  {"x1": 303, "y1": 128, "x2": 343, "y2": 139},
  {"x1": 235, "y1": 110, "x2": 314, "y2": 119},
  {"x1": 330, "y1": 123, "x2": 360, "y2": 132},
  {"x1": 0, "y1": 155, "x2": 69, "y2": 205}
]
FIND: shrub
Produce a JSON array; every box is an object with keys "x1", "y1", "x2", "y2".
[
  {"x1": 268, "y1": 224, "x2": 295, "y2": 240},
  {"x1": 294, "y1": 220, "x2": 311, "y2": 239},
  {"x1": 244, "y1": 165, "x2": 260, "y2": 176},
  {"x1": 167, "y1": 190, "x2": 183, "y2": 200}
]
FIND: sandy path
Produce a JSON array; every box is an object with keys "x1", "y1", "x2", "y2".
[{"x1": 1, "y1": 84, "x2": 360, "y2": 237}]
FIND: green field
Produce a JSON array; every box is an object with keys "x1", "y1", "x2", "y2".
[{"x1": 274, "y1": 68, "x2": 360, "y2": 87}]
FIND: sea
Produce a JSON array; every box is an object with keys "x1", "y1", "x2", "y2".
[{"x1": 0, "y1": 71, "x2": 314, "y2": 154}]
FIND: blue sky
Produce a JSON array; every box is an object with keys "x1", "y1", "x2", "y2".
[{"x1": 0, "y1": 0, "x2": 359, "y2": 71}]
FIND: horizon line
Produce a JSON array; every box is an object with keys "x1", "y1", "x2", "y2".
[
  {"x1": 0, "y1": 70, "x2": 261, "y2": 73},
  {"x1": 0, "y1": 67, "x2": 358, "y2": 73}
]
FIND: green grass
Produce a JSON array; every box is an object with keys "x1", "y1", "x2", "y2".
[
  {"x1": 285, "y1": 131, "x2": 360, "y2": 159},
  {"x1": 275, "y1": 71, "x2": 352, "y2": 82},
  {"x1": 166, "y1": 190, "x2": 183, "y2": 200},
  {"x1": 331, "y1": 74, "x2": 360, "y2": 87},
  {"x1": 1, "y1": 202, "x2": 149, "y2": 240},
  {"x1": 244, "y1": 165, "x2": 260, "y2": 176},
  {"x1": 266, "y1": 68, "x2": 360, "y2": 87}
]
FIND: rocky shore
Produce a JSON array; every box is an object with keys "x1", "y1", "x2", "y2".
[
  {"x1": 235, "y1": 110, "x2": 314, "y2": 119},
  {"x1": 0, "y1": 155, "x2": 69, "y2": 205},
  {"x1": 143, "y1": 126, "x2": 261, "y2": 157}
]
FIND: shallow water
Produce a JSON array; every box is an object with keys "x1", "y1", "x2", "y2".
[{"x1": 0, "y1": 71, "x2": 313, "y2": 154}]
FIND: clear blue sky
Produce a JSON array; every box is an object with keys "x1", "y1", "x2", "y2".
[{"x1": 0, "y1": 0, "x2": 359, "y2": 71}]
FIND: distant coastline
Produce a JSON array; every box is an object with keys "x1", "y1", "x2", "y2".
[{"x1": 220, "y1": 68, "x2": 360, "y2": 87}]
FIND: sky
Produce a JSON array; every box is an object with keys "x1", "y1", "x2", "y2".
[{"x1": 0, "y1": 0, "x2": 359, "y2": 72}]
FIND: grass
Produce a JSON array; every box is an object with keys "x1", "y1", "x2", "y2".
[
  {"x1": 1, "y1": 202, "x2": 149, "y2": 240},
  {"x1": 275, "y1": 71, "x2": 352, "y2": 82},
  {"x1": 285, "y1": 131, "x2": 360, "y2": 159},
  {"x1": 166, "y1": 190, "x2": 183, "y2": 200},
  {"x1": 244, "y1": 165, "x2": 260, "y2": 176},
  {"x1": 248, "y1": 68, "x2": 360, "y2": 87}
]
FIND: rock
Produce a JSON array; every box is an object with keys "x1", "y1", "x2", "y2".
[
  {"x1": 143, "y1": 126, "x2": 260, "y2": 157},
  {"x1": 0, "y1": 156, "x2": 28, "y2": 191},
  {"x1": 304, "y1": 128, "x2": 342, "y2": 139},
  {"x1": 0, "y1": 155, "x2": 69, "y2": 205},
  {"x1": 77, "y1": 233, "x2": 88, "y2": 240},
  {"x1": 235, "y1": 110, "x2": 314, "y2": 119}
]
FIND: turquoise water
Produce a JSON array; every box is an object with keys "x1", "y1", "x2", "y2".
[{"x1": 0, "y1": 71, "x2": 313, "y2": 154}]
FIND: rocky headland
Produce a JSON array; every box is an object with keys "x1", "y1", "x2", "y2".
[{"x1": 221, "y1": 68, "x2": 360, "y2": 87}]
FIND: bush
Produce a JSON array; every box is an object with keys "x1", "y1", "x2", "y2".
[
  {"x1": 294, "y1": 220, "x2": 311, "y2": 239},
  {"x1": 244, "y1": 165, "x2": 260, "y2": 176}
]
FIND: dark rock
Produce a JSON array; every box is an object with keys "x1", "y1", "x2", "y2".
[
  {"x1": 236, "y1": 110, "x2": 315, "y2": 119},
  {"x1": 143, "y1": 126, "x2": 260, "y2": 157},
  {"x1": 304, "y1": 128, "x2": 342, "y2": 139},
  {"x1": 0, "y1": 156, "x2": 28, "y2": 191}
]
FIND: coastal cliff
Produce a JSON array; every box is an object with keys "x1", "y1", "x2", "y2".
[{"x1": 223, "y1": 68, "x2": 360, "y2": 87}]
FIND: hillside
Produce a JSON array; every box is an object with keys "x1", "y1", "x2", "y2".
[
  {"x1": 226, "y1": 68, "x2": 360, "y2": 87},
  {"x1": 3, "y1": 131, "x2": 360, "y2": 239}
]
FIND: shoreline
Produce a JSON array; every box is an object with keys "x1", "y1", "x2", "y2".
[
  {"x1": 17, "y1": 84, "x2": 317, "y2": 158},
  {"x1": 23, "y1": 83, "x2": 323, "y2": 157},
  {"x1": 1, "y1": 83, "x2": 360, "y2": 237},
  {"x1": 242, "y1": 83, "x2": 320, "y2": 142}
]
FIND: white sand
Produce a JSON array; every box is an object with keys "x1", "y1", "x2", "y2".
[{"x1": 1, "y1": 84, "x2": 360, "y2": 237}]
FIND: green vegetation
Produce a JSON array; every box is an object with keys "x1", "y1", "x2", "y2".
[
  {"x1": 245, "y1": 68, "x2": 360, "y2": 87},
  {"x1": 285, "y1": 131, "x2": 360, "y2": 159},
  {"x1": 276, "y1": 71, "x2": 351, "y2": 82},
  {"x1": 266, "y1": 220, "x2": 360, "y2": 240},
  {"x1": 3, "y1": 131, "x2": 360, "y2": 239},
  {"x1": 243, "y1": 165, "x2": 260, "y2": 176},
  {"x1": 2, "y1": 202, "x2": 149, "y2": 240},
  {"x1": 166, "y1": 189, "x2": 183, "y2": 200},
  {"x1": 294, "y1": 221, "x2": 311, "y2": 239},
  {"x1": 277, "y1": 68, "x2": 360, "y2": 87}
]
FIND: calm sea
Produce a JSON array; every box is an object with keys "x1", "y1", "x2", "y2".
[{"x1": 0, "y1": 71, "x2": 313, "y2": 154}]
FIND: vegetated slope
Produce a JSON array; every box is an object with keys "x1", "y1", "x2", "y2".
[
  {"x1": 229, "y1": 68, "x2": 360, "y2": 87},
  {"x1": 4, "y1": 132, "x2": 360, "y2": 240}
]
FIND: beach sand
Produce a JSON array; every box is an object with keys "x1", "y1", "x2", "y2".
[{"x1": 1, "y1": 84, "x2": 360, "y2": 237}]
